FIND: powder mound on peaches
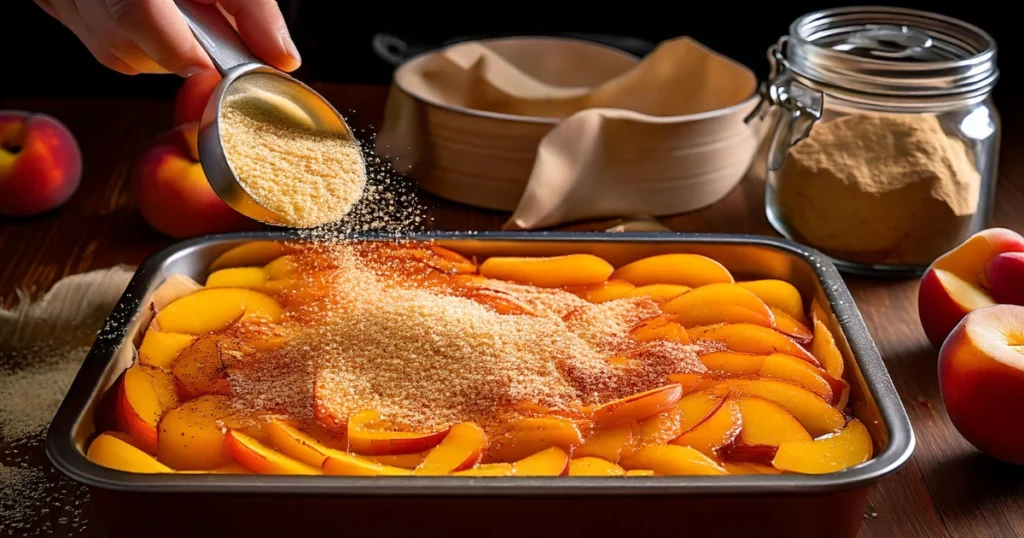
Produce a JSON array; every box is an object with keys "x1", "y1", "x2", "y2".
[{"x1": 227, "y1": 243, "x2": 708, "y2": 433}]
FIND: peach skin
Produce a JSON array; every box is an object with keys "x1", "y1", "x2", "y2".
[
  {"x1": 0, "y1": 110, "x2": 81, "y2": 217},
  {"x1": 116, "y1": 365, "x2": 179, "y2": 455},
  {"x1": 986, "y1": 252, "x2": 1024, "y2": 306},
  {"x1": 173, "y1": 71, "x2": 221, "y2": 125},
  {"x1": 939, "y1": 304, "x2": 1024, "y2": 464},
  {"x1": 918, "y1": 228, "x2": 1024, "y2": 348}
]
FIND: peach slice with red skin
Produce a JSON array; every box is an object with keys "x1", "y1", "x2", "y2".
[
  {"x1": 227, "y1": 430, "x2": 321, "y2": 475},
  {"x1": 589, "y1": 384, "x2": 683, "y2": 426},
  {"x1": 760, "y1": 353, "x2": 833, "y2": 402},
  {"x1": 629, "y1": 314, "x2": 690, "y2": 343},
  {"x1": 620, "y1": 444, "x2": 727, "y2": 476},
  {"x1": 736, "y1": 280, "x2": 808, "y2": 325},
  {"x1": 772, "y1": 419, "x2": 873, "y2": 474},
  {"x1": 347, "y1": 410, "x2": 450, "y2": 456},
  {"x1": 116, "y1": 365, "x2": 179, "y2": 454},
  {"x1": 488, "y1": 416, "x2": 584, "y2": 463},
  {"x1": 626, "y1": 284, "x2": 691, "y2": 303},
  {"x1": 736, "y1": 396, "x2": 812, "y2": 447},
  {"x1": 569, "y1": 457, "x2": 626, "y2": 476},
  {"x1": 939, "y1": 304, "x2": 1024, "y2": 464},
  {"x1": 565, "y1": 279, "x2": 636, "y2": 303},
  {"x1": 720, "y1": 444, "x2": 779, "y2": 464},
  {"x1": 479, "y1": 254, "x2": 613, "y2": 288},
  {"x1": 986, "y1": 252, "x2": 1024, "y2": 306},
  {"x1": 672, "y1": 396, "x2": 742, "y2": 457},
  {"x1": 612, "y1": 254, "x2": 734, "y2": 288},
  {"x1": 415, "y1": 422, "x2": 487, "y2": 475},
  {"x1": 157, "y1": 395, "x2": 234, "y2": 470},
  {"x1": 694, "y1": 378, "x2": 845, "y2": 437},
  {"x1": 810, "y1": 318, "x2": 845, "y2": 380},
  {"x1": 576, "y1": 422, "x2": 638, "y2": 463},
  {"x1": 512, "y1": 446, "x2": 570, "y2": 476},
  {"x1": 87, "y1": 432, "x2": 173, "y2": 474},
  {"x1": 661, "y1": 284, "x2": 775, "y2": 329},
  {"x1": 688, "y1": 323, "x2": 819, "y2": 366}
]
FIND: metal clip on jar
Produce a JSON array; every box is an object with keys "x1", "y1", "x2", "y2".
[{"x1": 749, "y1": 7, "x2": 1000, "y2": 277}]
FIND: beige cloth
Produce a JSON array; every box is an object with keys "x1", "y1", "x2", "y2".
[{"x1": 377, "y1": 37, "x2": 760, "y2": 229}]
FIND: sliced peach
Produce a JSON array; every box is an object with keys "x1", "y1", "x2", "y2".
[
  {"x1": 760, "y1": 353, "x2": 832, "y2": 401},
  {"x1": 456, "y1": 287, "x2": 536, "y2": 316},
  {"x1": 675, "y1": 391, "x2": 727, "y2": 436},
  {"x1": 590, "y1": 384, "x2": 683, "y2": 426},
  {"x1": 154, "y1": 288, "x2": 283, "y2": 335},
  {"x1": 612, "y1": 254, "x2": 734, "y2": 287},
  {"x1": 565, "y1": 279, "x2": 636, "y2": 303},
  {"x1": 772, "y1": 419, "x2": 873, "y2": 474},
  {"x1": 688, "y1": 323, "x2": 819, "y2": 366},
  {"x1": 620, "y1": 444, "x2": 727, "y2": 475},
  {"x1": 157, "y1": 395, "x2": 233, "y2": 470},
  {"x1": 637, "y1": 406, "x2": 684, "y2": 446},
  {"x1": 177, "y1": 462, "x2": 253, "y2": 474},
  {"x1": 138, "y1": 330, "x2": 195, "y2": 369},
  {"x1": 512, "y1": 446, "x2": 570, "y2": 476},
  {"x1": 209, "y1": 241, "x2": 291, "y2": 271},
  {"x1": 835, "y1": 379, "x2": 851, "y2": 410},
  {"x1": 569, "y1": 457, "x2": 625, "y2": 476},
  {"x1": 227, "y1": 430, "x2": 320, "y2": 475},
  {"x1": 452, "y1": 463, "x2": 516, "y2": 476},
  {"x1": 701, "y1": 378, "x2": 845, "y2": 437},
  {"x1": 672, "y1": 397, "x2": 741, "y2": 457},
  {"x1": 722, "y1": 461, "x2": 783, "y2": 475},
  {"x1": 266, "y1": 418, "x2": 334, "y2": 468},
  {"x1": 347, "y1": 410, "x2": 450, "y2": 455},
  {"x1": 87, "y1": 432, "x2": 173, "y2": 473},
  {"x1": 662, "y1": 284, "x2": 775, "y2": 329},
  {"x1": 262, "y1": 254, "x2": 300, "y2": 280},
  {"x1": 116, "y1": 365, "x2": 179, "y2": 454},
  {"x1": 576, "y1": 422, "x2": 637, "y2": 463},
  {"x1": 771, "y1": 308, "x2": 813, "y2": 343},
  {"x1": 415, "y1": 422, "x2": 487, "y2": 475},
  {"x1": 629, "y1": 314, "x2": 690, "y2": 343},
  {"x1": 810, "y1": 299, "x2": 829, "y2": 328},
  {"x1": 736, "y1": 280, "x2": 808, "y2": 325},
  {"x1": 736, "y1": 396, "x2": 812, "y2": 446},
  {"x1": 626, "y1": 284, "x2": 691, "y2": 303},
  {"x1": 699, "y1": 351, "x2": 764, "y2": 375},
  {"x1": 171, "y1": 336, "x2": 232, "y2": 399},
  {"x1": 322, "y1": 451, "x2": 413, "y2": 476},
  {"x1": 624, "y1": 469, "x2": 655, "y2": 476},
  {"x1": 369, "y1": 452, "x2": 428, "y2": 469},
  {"x1": 669, "y1": 372, "x2": 706, "y2": 392},
  {"x1": 489, "y1": 417, "x2": 584, "y2": 463},
  {"x1": 479, "y1": 254, "x2": 614, "y2": 288},
  {"x1": 720, "y1": 444, "x2": 779, "y2": 464},
  {"x1": 205, "y1": 267, "x2": 269, "y2": 289},
  {"x1": 811, "y1": 318, "x2": 845, "y2": 379}
]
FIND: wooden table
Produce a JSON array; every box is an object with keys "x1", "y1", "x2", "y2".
[{"x1": 1, "y1": 85, "x2": 1022, "y2": 537}]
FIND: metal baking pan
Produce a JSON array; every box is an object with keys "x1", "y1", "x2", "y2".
[{"x1": 47, "y1": 231, "x2": 914, "y2": 538}]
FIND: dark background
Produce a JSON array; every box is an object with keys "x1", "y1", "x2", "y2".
[{"x1": 4, "y1": 1, "x2": 1019, "y2": 101}]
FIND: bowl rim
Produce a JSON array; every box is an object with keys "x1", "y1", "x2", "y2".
[{"x1": 392, "y1": 35, "x2": 761, "y2": 126}]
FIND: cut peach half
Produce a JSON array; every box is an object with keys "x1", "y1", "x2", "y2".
[
  {"x1": 565, "y1": 279, "x2": 636, "y2": 303},
  {"x1": 698, "y1": 378, "x2": 845, "y2": 437},
  {"x1": 736, "y1": 396, "x2": 812, "y2": 446},
  {"x1": 227, "y1": 430, "x2": 321, "y2": 475},
  {"x1": 672, "y1": 396, "x2": 741, "y2": 457},
  {"x1": 415, "y1": 422, "x2": 487, "y2": 475},
  {"x1": 171, "y1": 336, "x2": 232, "y2": 400},
  {"x1": 626, "y1": 284, "x2": 691, "y2": 303},
  {"x1": 209, "y1": 241, "x2": 292, "y2": 271},
  {"x1": 138, "y1": 330, "x2": 195, "y2": 369},
  {"x1": 620, "y1": 444, "x2": 727, "y2": 476},
  {"x1": 205, "y1": 267, "x2": 269, "y2": 289},
  {"x1": 512, "y1": 446, "x2": 570, "y2": 476},
  {"x1": 479, "y1": 254, "x2": 613, "y2": 288},
  {"x1": 688, "y1": 323, "x2": 819, "y2": 366},
  {"x1": 736, "y1": 280, "x2": 807, "y2": 325},
  {"x1": 811, "y1": 318, "x2": 845, "y2": 379},
  {"x1": 322, "y1": 451, "x2": 413, "y2": 476},
  {"x1": 154, "y1": 288, "x2": 282, "y2": 335},
  {"x1": 569, "y1": 457, "x2": 625, "y2": 476},
  {"x1": 772, "y1": 419, "x2": 873, "y2": 474},
  {"x1": 452, "y1": 463, "x2": 516, "y2": 476},
  {"x1": 629, "y1": 314, "x2": 690, "y2": 343},
  {"x1": 488, "y1": 416, "x2": 584, "y2": 463},
  {"x1": 612, "y1": 254, "x2": 734, "y2": 288},
  {"x1": 87, "y1": 432, "x2": 173, "y2": 473},
  {"x1": 771, "y1": 308, "x2": 813, "y2": 343},
  {"x1": 347, "y1": 410, "x2": 449, "y2": 456},
  {"x1": 157, "y1": 395, "x2": 233, "y2": 470},
  {"x1": 661, "y1": 284, "x2": 775, "y2": 329},
  {"x1": 576, "y1": 422, "x2": 638, "y2": 463},
  {"x1": 116, "y1": 365, "x2": 179, "y2": 454},
  {"x1": 590, "y1": 384, "x2": 683, "y2": 426}
]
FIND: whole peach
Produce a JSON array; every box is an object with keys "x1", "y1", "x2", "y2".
[
  {"x1": 0, "y1": 110, "x2": 81, "y2": 217},
  {"x1": 939, "y1": 304, "x2": 1024, "y2": 465},
  {"x1": 132, "y1": 122, "x2": 258, "y2": 238},
  {"x1": 173, "y1": 71, "x2": 221, "y2": 126}
]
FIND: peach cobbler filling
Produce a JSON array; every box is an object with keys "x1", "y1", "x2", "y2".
[{"x1": 87, "y1": 240, "x2": 874, "y2": 477}]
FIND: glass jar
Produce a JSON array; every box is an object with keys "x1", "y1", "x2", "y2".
[{"x1": 750, "y1": 7, "x2": 1000, "y2": 277}]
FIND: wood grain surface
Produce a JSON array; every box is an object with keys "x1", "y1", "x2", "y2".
[{"x1": 1, "y1": 85, "x2": 1022, "y2": 537}]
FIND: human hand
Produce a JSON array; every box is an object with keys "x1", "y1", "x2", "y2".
[{"x1": 34, "y1": 0, "x2": 301, "y2": 76}]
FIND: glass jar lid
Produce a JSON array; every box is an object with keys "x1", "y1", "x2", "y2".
[{"x1": 785, "y1": 7, "x2": 998, "y2": 98}]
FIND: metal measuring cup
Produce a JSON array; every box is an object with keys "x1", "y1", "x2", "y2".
[{"x1": 174, "y1": 1, "x2": 357, "y2": 226}]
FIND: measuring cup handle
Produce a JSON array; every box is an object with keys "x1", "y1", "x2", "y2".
[{"x1": 174, "y1": 0, "x2": 261, "y2": 75}]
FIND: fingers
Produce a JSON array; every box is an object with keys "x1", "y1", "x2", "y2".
[
  {"x1": 103, "y1": 0, "x2": 215, "y2": 76},
  {"x1": 198, "y1": 0, "x2": 301, "y2": 72},
  {"x1": 48, "y1": 0, "x2": 141, "y2": 75},
  {"x1": 76, "y1": 0, "x2": 168, "y2": 73}
]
